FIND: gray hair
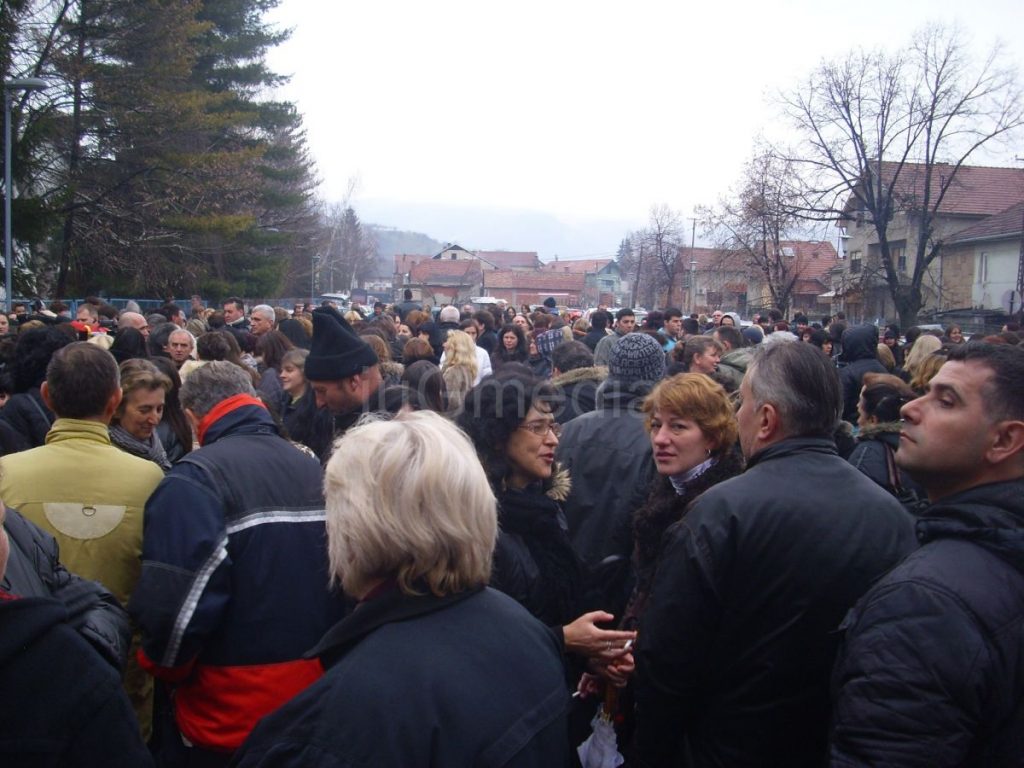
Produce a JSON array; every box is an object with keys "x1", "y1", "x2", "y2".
[
  {"x1": 745, "y1": 341, "x2": 841, "y2": 439},
  {"x1": 180, "y1": 360, "x2": 256, "y2": 417},
  {"x1": 251, "y1": 304, "x2": 275, "y2": 322},
  {"x1": 168, "y1": 328, "x2": 195, "y2": 348}
]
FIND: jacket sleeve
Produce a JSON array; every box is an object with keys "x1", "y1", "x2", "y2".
[
  {"x1": 3, "y1": 507, "x2": 130, "y2": 669},
  {"x1": 128, "y1": 467, "x2": 233, "y2": 679},
  {"x1": 633, "y1": 499, "x2": 728, "y2": 766},
  {"x1": 829, "y1": 579, "x2": 989, "y2": 767}
]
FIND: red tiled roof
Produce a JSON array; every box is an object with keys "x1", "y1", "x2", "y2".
[
  {"x1": 844, "y1": 162, "x2": 1024, "y2": 217},
  {"x1": 394, "y1": 253, "x2": 431, "y2": 275},
  {"x1": 539, "y1": 258, "x2": 613, "y2": 273},
  {"x1": 774, "y1": 241, "x2": 839, "y2": 281},
  {"x1": 792, "y1": 278, "x2": 828, "y2": 294},
  {"x1": 723, "y1": 282, "x2": 748, "y2": 293},
  {"x1": 949, "y1": 200, "x2": 1024, "y2": 244},
  {"x1": 484, "y1": 271, "x2": 586, "y2": 291},
  {"x1": 476, "y1": 251, "x2": 541, "y2": 269},
  {"x1": 409, "y1": 259, "x2": 482, "y2": 284}
]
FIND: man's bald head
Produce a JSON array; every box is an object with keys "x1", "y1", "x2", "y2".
[{"x1": 119, "y1": 311, "x2": 150, "y2": 340}]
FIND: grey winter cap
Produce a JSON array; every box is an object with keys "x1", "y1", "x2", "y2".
[{"x1": 608, "y1": 333, "x2": 666, "y2": 386}]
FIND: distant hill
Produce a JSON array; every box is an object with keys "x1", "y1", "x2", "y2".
[{"x1": 367, "y1": 225, "x2": 445, "y2": 277}]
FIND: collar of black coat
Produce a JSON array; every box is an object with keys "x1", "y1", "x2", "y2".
[
  {"x1": 306, "y1": 584, "x2": 485, "y2": 669},
  {"x1": 917, "y1": 478, "x2": 1024, "y2": 571},
  {"x1": 745, "y1": 436, "x2": 837, "y2": 470}
]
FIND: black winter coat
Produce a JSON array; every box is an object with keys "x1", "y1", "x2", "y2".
[
  {"x1": 634, "y1": 438, "x2": 917, "y2": 768},
  {"x1": 557, "y1": 382, "x2": 657, "y2": 580},
  {"x1": 830, "y1": 479, "x2": 1024, "y2": 767},
  {"x1": 232, "y1": 587, "x2": 570, "y2": 768},
  {"x1": 1, "y1": 507, "x2": 130, "y2": 669},
  {"x1": 0, "y1": 595, "x2": 152, "y2": 767}
]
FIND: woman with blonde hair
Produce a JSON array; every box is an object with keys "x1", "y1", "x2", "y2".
[
  {"x1": 233, "y1": 411, "x2": 570, "y2": 766},
  {"x1": 441, "y1": 330, "x2": 478, "y2": 412}
]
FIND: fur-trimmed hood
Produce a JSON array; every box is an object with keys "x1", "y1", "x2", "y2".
[
  {"x1": 545, "y1": 464, "x2": 572, "y2": 502},
  {"x1": 551, "y1": 365, "x2": 608, "y2": 388},
  {"x1": 856, "y1": 421, "x2": 902, "y2": 441}
]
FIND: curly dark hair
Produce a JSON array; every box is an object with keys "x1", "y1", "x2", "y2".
[
  {"x1": 11, "y1": 326, "x2": 73, "y2": 392},
  {"x1": 456, "y1": 366, "x2": 560, "y2": 490}
]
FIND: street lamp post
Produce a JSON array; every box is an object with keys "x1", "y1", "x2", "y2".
[{"x1": 4, "y1": 77, "x2": 47, "y2": 314}]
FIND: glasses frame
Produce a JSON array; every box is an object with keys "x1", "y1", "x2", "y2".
[{"x1": 517, "y1": 420, "x2": 561, "y2": 437}]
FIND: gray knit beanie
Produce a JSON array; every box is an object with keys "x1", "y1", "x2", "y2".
[{"x1": 608, "y1": 333, "x2": 666, "y2": 385}]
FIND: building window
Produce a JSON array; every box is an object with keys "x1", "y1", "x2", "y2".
[
  {"x1": 891, "y1": 244, "x2": 906, "y2": 272},
  {"x1": 849, "y1": 250, "x2": 862, "y2": 274},
  {"x1": 978, "y1": 252, "x2": 988, "y2": 283}
]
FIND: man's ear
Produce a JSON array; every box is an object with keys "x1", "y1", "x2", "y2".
[
  {"x1": 40, "y1": 381, "x2": 53, "y2": 411},
  {"x1": 987, "y1": 420, "x2": 1024, "y2": 467},
  {"x1": 758, "y1": 402, "x2": 781, "y2": 444},
  {"x1": 102, "y1": 387, "x2": 123, "y2": 422}
]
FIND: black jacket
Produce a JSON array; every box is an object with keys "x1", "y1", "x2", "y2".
[
  {"x1": 492, "y1": 474, "x2": 583, "y2": 630},
  {"x1": 582, "y1": 328, "x2": 608, "y2": 352},
  {"x1": 838, "y1": 325, "x2": 887, "y2": 423},
  {"x1": 232, "y1": 586, "x2": 570, "y2": 768},
  {"x1": 557, "y1": 382, "x2": 657, "y2": 576},
  {"x1": 634, "y1": 438, "x2": 916, "y2": 768},
  {"x1": 830, "y1": 479, "x2": 1024, "y2": 767},
  {"x1": 0, "y1": 387, "x2": 53, "y2": 455},
  {"x1": 0, "y1": 595, "x2": 152, "y2": 767},
  {"x1": 1, "y1": 507, "x2": 130, "y2": 669}
]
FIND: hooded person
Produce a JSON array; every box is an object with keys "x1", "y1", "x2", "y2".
[
  {"x1": 838, "y1": 324, "x2": 888, "y2": 424},
  {"x1": 305, "y1": 306, "x2": 384, "y2": 439}
]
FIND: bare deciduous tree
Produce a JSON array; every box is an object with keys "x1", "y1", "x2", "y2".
[{"x1": 782, "y1": 24, "x2": 1024, "y2": 327}]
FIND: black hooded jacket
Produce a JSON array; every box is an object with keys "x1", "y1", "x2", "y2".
[
  {"x1": 830, "y1": 478, "x2": 1024, "y2": 767},
  {"x1": 838, "y1": 325, "x2": 887, "y2": 423}
]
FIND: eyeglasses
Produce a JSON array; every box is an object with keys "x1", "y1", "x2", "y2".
[{"x1": 518, "y1": 420, "x2": 561, "y2": 437}]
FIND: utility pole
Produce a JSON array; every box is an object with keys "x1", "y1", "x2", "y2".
[{"x1": 631, "y1": 242, "x2": 643, "y2": 309}]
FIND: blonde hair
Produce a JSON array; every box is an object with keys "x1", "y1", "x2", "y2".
[
  {"x1": 876, "y1": 343, "x2": 895, "y2": 372},
  {"x1": 903, "y1": 334, "x2": 941, "y2": 378},
  {"x1": 909, "y1": 352, "x2": 946, "y2": 394},
  {"x1": 324, "y1": 410, "x2": 497, "y2": 598},
  {"x1": 442, "y1": 330, "x2": 479, "y2": 382}
]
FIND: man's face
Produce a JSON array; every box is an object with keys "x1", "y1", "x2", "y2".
[
  {"x1": 665, "y1": 316, "x2": 682, "y2": 339},
  {"x1": 311, "y1": 379, "x2": 352, "y2": 415},
  {"x1": 165, "y1": 333, "x2": 193, "y2": 365},
  {"x1": 711, "y1": 311, "x2": 724, "y2": 326},
  {"x1": 223, "y1": 303, "x2": 243, "y2": 324},
  {"x1": 617, "y1": 315, "x2": 636, "y2": 334},
  {"x1": 121, "y1": 313, "x2": 150, "y2": 339},
  {"x1": 250, "y1": 312, "x2": 273, "y2": 337},
  {"x1": 76, "y1": 307, "x2": 97, "y2": 326},
  {"x1": 897, "y1": 359, "x2": 1000, "y2": 500}
]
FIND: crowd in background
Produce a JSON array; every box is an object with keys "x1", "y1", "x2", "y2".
[{"x1": 0, "y1": 289, "x2": 1022, "y2": 767}]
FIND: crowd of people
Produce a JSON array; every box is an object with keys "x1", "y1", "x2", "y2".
[{"x1": 0, "y1": 290, "x2": 1022, "y2": 767}]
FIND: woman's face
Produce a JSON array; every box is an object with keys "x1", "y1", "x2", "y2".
[
  {"x1": 949, "y1": 327, "x2": 963, "y2": 343},
  {"x1": 398, "y1": 324, "x2": 411, "y2": 336},
  {"x1": 513, "y1": 315, "x2": 529, "y2": 330},
  {"x1": 463, "y1": 325, "x2": 478, "y2": 341},
  {"x1": 0, "y1": 314, "x2": 9, "y2": 334},
  {"x1": 503, "y1": 331, "x2": 519, "y2": 351},
  {"x1": 649, "y1": 408, "x2": 714, "y2": 477},
  {"x1": 506, "y1": 405, "x2": 559, "y2": 488},
  {"x1": 691, "y1": 347, "x2": 721, "y2": 375},
  {"x1": 279, "y1": 362, "x2": 306, "y2": 396},
  {"x1": 822, "y1": 339, "x2": 833, "y2": 357},
  {"x1": 121, "y1": 388, "x2": 165, "y2": 441}
]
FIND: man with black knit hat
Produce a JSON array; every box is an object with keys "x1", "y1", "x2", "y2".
[{"x1": 306, "y1": 305, "x2": 384, "y2": 436}]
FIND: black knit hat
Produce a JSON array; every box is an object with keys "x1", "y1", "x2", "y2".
[{"x1": 306, "y1": 306, "x2": 378, "y2": 381}]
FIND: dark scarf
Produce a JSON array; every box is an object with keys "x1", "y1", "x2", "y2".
[
  {"x1": 498, "y1": 484, "x2": 583, "y2": 627},
  {"x1": 108, "y1": 424, "x2": 172, "y2": 471}
]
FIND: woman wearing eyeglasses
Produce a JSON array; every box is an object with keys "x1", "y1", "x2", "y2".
[{"x1": 457, "y1": 366, "x2": 635, "y2": 664}]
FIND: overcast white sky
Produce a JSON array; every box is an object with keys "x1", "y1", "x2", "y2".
[{"x1": 265, "y1": 0, "x2": 1023, "y2": 256}]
